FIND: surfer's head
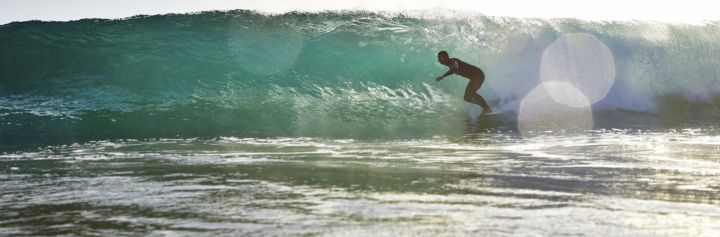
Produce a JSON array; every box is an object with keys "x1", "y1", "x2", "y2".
[{"x1": 437, "y1": 51, "x2": 450, "y2": 64}]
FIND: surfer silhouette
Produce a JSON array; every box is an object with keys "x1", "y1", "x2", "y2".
[{"x1": 435, "y1": 51, "x2": 493, "y2": 114}]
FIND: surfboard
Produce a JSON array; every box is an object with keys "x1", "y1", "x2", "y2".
[{"x1": 481, "y1": 111, "x2": 500, "y2": 116}]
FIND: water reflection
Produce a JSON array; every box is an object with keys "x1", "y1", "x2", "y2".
[{"x1": 1, "y1": 134, "x2": 719, "y2": 236}]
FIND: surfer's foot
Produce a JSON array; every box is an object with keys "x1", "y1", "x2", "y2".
[{"x1": 482, "y1": 108, "x2": 493, "y2": 115}]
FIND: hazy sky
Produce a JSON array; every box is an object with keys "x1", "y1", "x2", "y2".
[{"x1": 2, "y1": 0, "x2": 719, "y2": 25}]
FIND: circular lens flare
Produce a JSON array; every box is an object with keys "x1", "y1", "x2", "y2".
[
  {"x1": 228, "y1": 23, "x2": 303, "y2": 76},
  {"x1": 518, "y1": 82, "x2": 593, "y2": 137},
  {"x1": 541, "y1": 33, "x2": 616, "y2": 104}
]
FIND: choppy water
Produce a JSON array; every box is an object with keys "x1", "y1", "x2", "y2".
[
  {"x1": 2, "y1": 130, "x2": 720, "y2": 236},
  {"x1": 2, "y1": 9, "x2": 720, "y2": 236}
]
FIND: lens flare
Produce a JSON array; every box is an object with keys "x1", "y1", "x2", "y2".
[
  {"x1": 518, "y1": 82, "x2": 593, "y2": 137},
  {"x1": 541, "y1": 33, "x2": 616, "y2": 104},
  {"x1": 228, "y1": 23, "x2": 303, "y2": 75}
]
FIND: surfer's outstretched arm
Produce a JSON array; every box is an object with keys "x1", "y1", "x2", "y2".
[{"x1": 435, "y1": 69, "x2": 454, "y2": 81}]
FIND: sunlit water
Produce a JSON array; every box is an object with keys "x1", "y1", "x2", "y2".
[
  {"x1": 2, "y1": 129, "x2": 719, "y2": 236},
  {"x1": 3, "y1": 8, "x2": 720, "y2": 237}
]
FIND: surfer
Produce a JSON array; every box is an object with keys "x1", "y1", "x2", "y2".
[{"x1": 435, "y1": 51, "x2": 493, "y2": 114}]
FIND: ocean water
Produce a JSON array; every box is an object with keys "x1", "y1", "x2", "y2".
[{"x1": 1, "y1": 10, "x2": 719, "y2": 236}]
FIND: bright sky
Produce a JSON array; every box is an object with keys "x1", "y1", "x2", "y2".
[{"x1": 1, "y1": 0, "x2": 719, "y2": 25}]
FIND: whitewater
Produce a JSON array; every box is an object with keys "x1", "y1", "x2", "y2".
[{"x1": 1, "y1": 9, "x2": 719, "y2": 236}]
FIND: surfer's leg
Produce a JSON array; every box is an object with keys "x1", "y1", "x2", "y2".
[
  {"x1": 464, "y1": 78, "x2": 491, "y2": 112},
  {"x1": 473, "y1": 94, "x2": 492, "y2": 113}
]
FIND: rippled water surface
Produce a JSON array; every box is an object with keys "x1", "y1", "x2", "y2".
[{"x1": 2, "y1": 130, "x2": 719, "y2": 236}]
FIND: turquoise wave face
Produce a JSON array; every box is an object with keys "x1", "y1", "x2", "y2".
[{"x1": 1, "y1": 10, "x2": 720, "y2": 151}]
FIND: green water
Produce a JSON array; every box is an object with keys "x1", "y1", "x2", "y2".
[
  {"x1": 1, "y1": 10, "x2": 720, "y2": 151},
  {"x1": 1, "y1": 10, "x2": 720, "y2": 236}
]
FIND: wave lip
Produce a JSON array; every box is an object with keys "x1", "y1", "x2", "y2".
[{"x1": 1, "y1": 10, "x2": 720, "y2": 150}]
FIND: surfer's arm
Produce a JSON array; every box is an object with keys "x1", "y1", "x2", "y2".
[
  {"x1": 436, "y1": 69, "x2": 454, "y2": 81},
  {"x1": 436, "y1": 59, "x2": 460, "y2": 81}
]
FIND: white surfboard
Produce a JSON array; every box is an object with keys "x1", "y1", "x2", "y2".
[{"x1": 481, "y1": 111, "x2": 500, "y2": 116}]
